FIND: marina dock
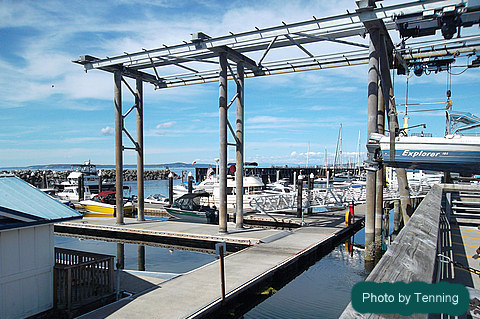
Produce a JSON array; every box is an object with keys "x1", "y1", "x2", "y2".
[{"x1": 54, "y1": 209, "x2": 364, "y2": 318}]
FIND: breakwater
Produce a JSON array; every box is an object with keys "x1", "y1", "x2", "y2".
[{"x1": 0, "y1": 169, "x2": 179, "y2": 187}]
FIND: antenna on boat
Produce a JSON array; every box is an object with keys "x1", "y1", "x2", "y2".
[{"x1": 333, "y1": 123, "x2": 342, "y2": 174}]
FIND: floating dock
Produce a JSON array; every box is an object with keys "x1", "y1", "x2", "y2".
[{"x1": 55, "y1": 209, "x2": 364, "y2": 318}]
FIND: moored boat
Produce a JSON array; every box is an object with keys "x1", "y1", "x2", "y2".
[
  {"x1": 165, "y1": 192, "x2": 218, "y2": 224},
  {"x1": 80, "y1": 190, "x2": 135, "y2": 217},
  {"x1": 144, "y1": 193, "x2": 170, "y2": 206},
  {"x1": 374, "y1": 134, "x2": 480, "y2": 174}
]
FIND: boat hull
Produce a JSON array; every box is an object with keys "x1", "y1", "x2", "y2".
[
  {"x1": 81, "y1": 201, "x2": 134, "y2": 217},
  {"x1": 165, "y1": 207, "x2": 218, "y2": 224},
  {"x1": 380, "y1": 135, "x2": 480, "y2": 174}
]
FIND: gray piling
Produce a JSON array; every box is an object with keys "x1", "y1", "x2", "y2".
[
  {"x1": 114, "y1": 71, "x2": 124, "y2": 225},
  {"x1": 235, "y1": 61, "x2": 245, "y2": 229},
  {"x1": 136, "y1": 78, "x2": 145, "y2": 221},
  {"x1": 168, "y1": 172, "x2": 174, "y2": 205},
  {"x1": 365, "y1": 27, "x2": 380, "y2": 264},
  {"x1": 188, "y1": 172, "x2": 193, "y2": 194},
  {"x1": 297, "y1": 175, "x2": 304, "y2": 218},
  {"x1": 218, "y1": 52, "x2": 228, "y2": 234},
  {"x1": 308, "y1": 173, "x2": 314, "y2": 215}
]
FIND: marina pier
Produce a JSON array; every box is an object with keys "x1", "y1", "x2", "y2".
[{"x1": 54, "y1": 209, "x2": 364, "y2": 318}]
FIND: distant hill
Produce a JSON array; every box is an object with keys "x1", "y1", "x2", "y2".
[{"x1": 1, "y1": 162, "x2": 211, "y2": 171}]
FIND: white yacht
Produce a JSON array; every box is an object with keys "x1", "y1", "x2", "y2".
[{"x1": 212, "y1": 175, "x2": 266, "y2": 209}]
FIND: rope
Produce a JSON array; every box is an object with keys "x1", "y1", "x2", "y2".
[{"x1": 438, "y1": 253, "x2": 480, "y2": 276}]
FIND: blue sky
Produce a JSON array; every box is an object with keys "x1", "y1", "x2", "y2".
[{"x1": 1, "y1": 0, "x2": 479, "y2": 168}]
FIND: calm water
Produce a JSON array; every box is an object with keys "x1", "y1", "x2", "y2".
[
  {"x1": 244, "y1": 245, "x2": 367, "y2": 319},
  {"x1": 54, "y1": 235, "x2": 216, "y2": 273}
]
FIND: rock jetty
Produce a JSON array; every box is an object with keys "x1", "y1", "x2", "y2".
[{"x1": 1, "y1": 169, "x2": 179, "y2": 188}]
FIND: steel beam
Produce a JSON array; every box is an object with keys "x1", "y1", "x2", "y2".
[
  {"x1": 235, "y1": 62, "x2": 244, "y2": 229},
  {"x1": 77, "y1": 1, "x2": 462, "y2": 72},
  {"x1": 136, "y1": 78, "x2": 145, "y2": 221},
  {"x1": 114, "y1": 71, "x2": 124, "y2": 225},
  {"x1": 218, "y1": 52, "x2": 228, "y2": 234}
]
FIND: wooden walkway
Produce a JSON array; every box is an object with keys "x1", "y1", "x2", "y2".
[
  {"x1": 340, "y1": 184, "x2": 480, "y2": 319},
  {"x1": 59, "y1": 210, "x2": 363, "y2": 318}
]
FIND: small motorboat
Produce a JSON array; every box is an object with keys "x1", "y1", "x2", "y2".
[
  {"x1": 165, "y1": 192, "x2": 218, "y2": 224},
  {"x1": 80, "y1": 190, "x2": 135, "y2": 217}
]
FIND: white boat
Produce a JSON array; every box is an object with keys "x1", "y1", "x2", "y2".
[
  {"x1": 173, "y1": 176, "x2": 218, "y2": 195},
  {"x1": 370, "y1": 134, "x2": 480, "y2": 175},
  {"x1": 212, "y1": 175, "x2": 266, "y2": 209},
  {"x1": 144, "y1": 194, "x2": 170, "y2": 206},
  {"x1": 56, "y1": 161, "x2": 115, "y2": 196}
]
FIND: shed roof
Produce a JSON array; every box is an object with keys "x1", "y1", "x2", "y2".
[{"x1": 0, "y1": 174, "x2": 82, "y2": 230}]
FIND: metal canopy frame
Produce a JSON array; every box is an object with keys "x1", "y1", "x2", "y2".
[
  {"x1": 74, "y1": 0, "x2": 478, "y2": 89},
  {"x1": 74, "y1": 0, "x2": 480, "y2": 232}
]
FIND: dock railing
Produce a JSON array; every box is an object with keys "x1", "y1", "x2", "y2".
[{"x1": 54, "y1": 247, "x2": 115, "y2": 313}]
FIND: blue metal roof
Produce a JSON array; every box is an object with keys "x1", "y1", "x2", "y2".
[{"x1": 0, "y1": 174, "x2": 82, "y2": 227}]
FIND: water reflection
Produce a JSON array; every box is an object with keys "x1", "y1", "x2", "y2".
[
  {"x1": 138, "y1": 244, "x2": 145, "y2": 271},
  {"x1": 54, "y1": 234, "x2": 216, "y2": 274}
]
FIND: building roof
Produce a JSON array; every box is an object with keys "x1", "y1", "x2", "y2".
[{"x1": 0, "y1": 174, "x2": 82, "y2": 230}]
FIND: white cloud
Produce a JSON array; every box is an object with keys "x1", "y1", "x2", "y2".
[
  {"x1": 155, "y1": 121, "x2": 175, "y2": 129},
  {"x1": 100, "y1": 126, "x2": 114, "y2": 136}
]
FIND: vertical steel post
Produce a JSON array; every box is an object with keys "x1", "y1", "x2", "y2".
[
  {"x1": 78, "y1": 176, "x2": 84, "y2": 201},
  {"x1": 297, "y1": 175, "x2": 303, "y2": 218},
  {"x1": 219, "y1": 245, "x2": 226, "y2": 302},
  {"x1": 168, "y1": 172, "x2": 174, "y2": 205},
  {"x1": 365, "y1": 28, "x2": 380, "y2": 264},
  {"x1": 188, "y1": 172, "x2": 193, "y2": 193},
  {"x1": 136, "y1": 78, "x2": 145, "y2": 221},
  {"x1": 137, "y1": 244, "x2": 145, "y2": 271},
  {"x1": 98, "y1": 170, "x2": 103, "y2": 193},
  {"x1": 218, "y1": 52, "x2": 228, "y2": 233},
  {"x1": 235, "y1": 61, "x2": 244, "y2": 229},
  {"x1": 308, "y1": 173, "x2": 314, "y2": 215},
  {"x1": 375, "y1": 60, "x2": 385, "y2": 258},
  {"x1": 114, "y1": 71, "x2": 124, "y2": 225}
]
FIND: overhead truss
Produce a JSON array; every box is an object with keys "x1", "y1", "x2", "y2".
[{"x1": 74, "y1": 0, "x2": 480, "y2": 88}]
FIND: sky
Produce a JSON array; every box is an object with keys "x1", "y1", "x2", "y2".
[{"x1": 1, "y1": 0, "x2": 479, "y2": 169}]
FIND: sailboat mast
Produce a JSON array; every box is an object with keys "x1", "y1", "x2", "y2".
[
  {"x1": 306, "y1": 142, "x2": 310, "y2": 167},
  {"x1": 357, "y1": 129, "x2": 361, "y2": 175}
]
